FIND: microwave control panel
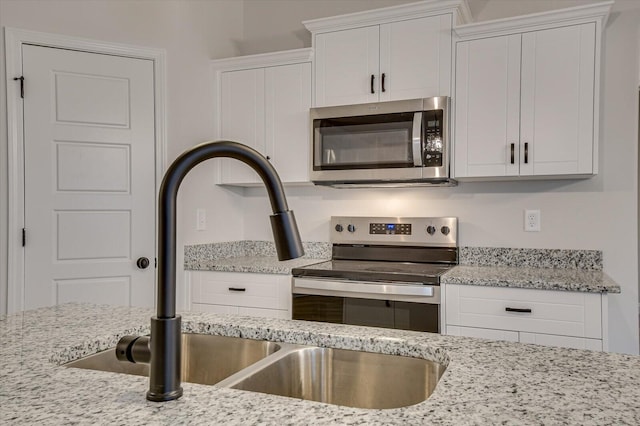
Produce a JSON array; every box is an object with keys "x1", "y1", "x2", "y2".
[{"x1": 423, "y1": 110, "x2": 444, "y2": 167}]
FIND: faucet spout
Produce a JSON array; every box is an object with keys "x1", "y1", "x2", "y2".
[
  {"x1": 157, "y1": 140, "x2": 303, "y2": 319},
  {"x1": 118, "y1": 140, "x2": 304, "y2": 402}
]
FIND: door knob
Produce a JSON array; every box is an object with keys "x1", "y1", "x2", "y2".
[{"x1": 136, "y1": 257, "x2": 150, "y2": 269}]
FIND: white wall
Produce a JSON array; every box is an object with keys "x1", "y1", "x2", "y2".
[
  {"x1": 1, "y1": 0, "x2": 637, "y2": 354},
  {"x1": 236, "y1": 0, "x2": 640, "y2": 355},
  {"x1": 0, "y1": 0, "x2": 246, "y2": 314}
]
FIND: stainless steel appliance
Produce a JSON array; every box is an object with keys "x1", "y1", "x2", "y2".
[
  {"x1": 310, "y1": 97, "x2": 455, "y2": 187},
  {"x1": 292, "y1": 216, "x2": 458, "y2": 333}
]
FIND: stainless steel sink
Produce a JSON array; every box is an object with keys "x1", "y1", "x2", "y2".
[
  {"x1": 65, "y1": 333, "x2": 281, "y2": 386},
  {"x1": 66, "y1": 334, "x2": 445, "y2": 409},
  {"x1": 219, "y1": 346, "x2": 445, "y2": 409}
]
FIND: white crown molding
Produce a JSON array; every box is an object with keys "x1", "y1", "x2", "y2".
[
  {"x1": 455, "y1": 0, "x2": 474, "y2": 26},
  {"x1": 211, "y1": 48, "x2": 313, "y2": 71},
  {"x1": 454, "y1": 1, "x2": 613, "y2": 39},
  {"x1": 303, "y1": 0, "x2": 472, "y2": 34}
]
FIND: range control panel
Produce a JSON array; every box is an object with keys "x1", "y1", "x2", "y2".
[
  {"x1": 331, "y1": 216, "x2": 457, "y2": 247},
  {"x1": 369, "y1": 223, "x2": 412, "y2": 235}
]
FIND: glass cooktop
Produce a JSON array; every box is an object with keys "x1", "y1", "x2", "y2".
[{"x1": 291, "y1": 260, "x2": 453, "y2": 284}]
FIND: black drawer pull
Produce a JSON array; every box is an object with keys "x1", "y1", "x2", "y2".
[
  {"x1": 370, "y1": 74, "x2": 375, "y2": 94},
  {"x1": 510, "y1": 143, "x2": 515, "y2": 164},
  {"x1": 505, "y1": 307, "x2": 532, "y2": 313},
  {"x1": 228, "y1": 287, "x2": 246, "y2": 292}
]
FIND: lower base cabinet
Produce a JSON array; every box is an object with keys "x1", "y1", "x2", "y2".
[
  {"x1": 446, "y1": 325, "x2": 603, "y2": 351},
  {"x1": 189, "y1": 271, "x2": 291, "y2": 320},
  {"x1": 444, "y1": 284, "x2": 607, "y2": 351}
]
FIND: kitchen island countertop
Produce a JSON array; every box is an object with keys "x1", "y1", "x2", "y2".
[{"x1": 2, "y1": 303, "x2": 638, "y2": 425}]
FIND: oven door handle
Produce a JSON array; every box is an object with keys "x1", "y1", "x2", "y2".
[
  {"x1": 412, "y1": 111, "x2": 423, "y2": 167},
  {"x1": 293, "y1": 278, "x2": 434, "y2": 297}
]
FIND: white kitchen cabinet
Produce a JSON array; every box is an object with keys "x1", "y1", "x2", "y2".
[
  {"x1": 189, "y1": 270, "x2": 292, "y2": 320},
  {"x1": 519, "y1": 332, "x2": 602, "y2": 351},
  {"x1": 304, "y1": 1, "x2": 471, "y2": 107},
  {"x1": 212, "y1": 49, "x2": 312, "y2": 185},
  {"x1": 444, "y1": 284, "x2": 608, "y2": 351},
  {"x1": 447, "y1": 325, "x2": 519, "y2": 342},
  {"x1": 453, "y1": 2, "x2": 611, "y2": 180}
]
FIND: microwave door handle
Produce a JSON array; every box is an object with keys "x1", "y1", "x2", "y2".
[{"x1": 412, "y1": 112, "x2": 423, "y2": 167}]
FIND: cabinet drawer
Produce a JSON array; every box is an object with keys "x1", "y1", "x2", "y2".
[
  {"x1": 445, "y1": 284, "x2": 602, "y2": 339},
  {"x1": 191, "y1": 271, "x2": 291, "y2": 311}
]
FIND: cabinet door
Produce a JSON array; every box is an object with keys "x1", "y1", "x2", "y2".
[
  {"x1": 454, "y1": 34, "x2": 521, "y2": 178},
  {"x1": 265, "y1": 62, "x2": 312, "y2": 183},
  {"x1": 191, "y1": 303, "x2": 239, "y2": 315},
  {"x1": 519, "y1": 332, "x2": 602, "y2": 351},
  {"x1": 379, "y1": 14, "x2": 452, "y2": 102},
  {"x1": 520, "y1": 23, "x2": 596, "y2": 176},
  {"x1": 239, "y1": 306, "x2": 291, "y2": 320},
  {"x1": 314, "y1": 26, "x2": 379, "y2": 107},
  {"x1": 219, "y1": 68, "x2": 265, "y2": 184},
  {"x1": 447, "y1": 325, "x2": 519, "y2": 342}
]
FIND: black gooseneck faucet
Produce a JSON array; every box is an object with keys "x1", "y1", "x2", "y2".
[{"x1": 116, "y1": 140, "x2": 304, "y2": 402}]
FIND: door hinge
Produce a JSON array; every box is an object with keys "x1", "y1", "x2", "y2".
[
  {"x1": 13, "y1": 76, "x2": 24, "y2": 98},
  {"x1": 22, "y1": 228, "x2": 26, "y2": 247}
]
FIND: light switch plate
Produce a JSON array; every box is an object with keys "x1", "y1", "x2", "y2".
[{"x1": 196, "y1": 208, "x2": 206, "y2": 231}]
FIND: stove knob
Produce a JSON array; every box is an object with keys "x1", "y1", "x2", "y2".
[
  {"x1": 347, "y1": 224, "x2": 356, "y2": 233},
  {"x1": 335, "y1": 224, "x2": 344, "y2": 232},
  {"x1": 426, "y1": 225, "x2": 436, "y2": 235},
  {"x1": 441, "y1": 226, "x2": 450, "y2": 236}
]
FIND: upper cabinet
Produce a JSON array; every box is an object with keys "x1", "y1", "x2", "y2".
[
  {"x1": 212, "y1": 49, "x2": 313, "y2": 186},
  {"x1": 304, "y1": 1, "x2": 472, "y2": 107},
  {"x1": 453, "y1": 2, "x2": 612, "y2": 180}
]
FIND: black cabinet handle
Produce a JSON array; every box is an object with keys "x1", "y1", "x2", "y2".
[
  {"x1": 228, "y1": 287, "x2": 246, "y2": 292},
  {"x1": 505, "y1": 307, "x2": 532, "y2": 313},
  {"x1": 510, "y1": 143, "x2": 515, "y2": 164},
  {"x1": 524, "y1": 142, "x2": 529, "y2": 164},
  {"x1": 370, "y1": 74, "x2": 375, "y2": 94},
  {"x1": 381, "y1": 73, "x2": 386, "y2": 92}
]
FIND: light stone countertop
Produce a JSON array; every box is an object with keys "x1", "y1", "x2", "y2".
[
  {"x1": 187, "y1": 255, "x2": 326, "y2": 274},
  {"x1": 2, "y1": 303, "x2": 639, "y2": 425},
  {"x1": 184, "y1": 242, "x2": 619, "y2": 293},
  {"x1": 441, "y1": 265, "x2": 621, "y2": 293}
]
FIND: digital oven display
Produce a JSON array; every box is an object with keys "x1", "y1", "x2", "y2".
[{"x1": 369, "y1": 223, "x2": 412, "y2": 235}]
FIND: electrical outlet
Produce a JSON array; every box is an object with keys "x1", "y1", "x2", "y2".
[
  {"x1": 524, "y1": 209, "x2": 540, "y2": 232},
  {"x1": 196, "y1": 208, "x2": 206, "y2": 231}
]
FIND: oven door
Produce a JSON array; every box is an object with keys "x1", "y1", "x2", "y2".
[
  {"x1": 311, "y1": 111, "x2": 425, "y2": 183},
  {"x1": 292, "y1": 278, "x2": 440, "y2": 333}
]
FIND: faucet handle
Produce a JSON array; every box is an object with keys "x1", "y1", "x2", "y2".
[{"x1": 116, "y1": 335, "x2": 150, "y2": 364}]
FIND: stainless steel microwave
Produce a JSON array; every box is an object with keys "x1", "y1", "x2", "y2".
[{"x1": 310, "y1": 97, "x2": 455, "y2": 187}]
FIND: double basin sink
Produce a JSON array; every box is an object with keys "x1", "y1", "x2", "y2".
[{"x1": 66, "y1": 333, "x2": 445, "y2": 409}]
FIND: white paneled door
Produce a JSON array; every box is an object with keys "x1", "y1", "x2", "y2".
[{"x1": 22, "y1": 45, "x2": 156, "y2": 309}]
